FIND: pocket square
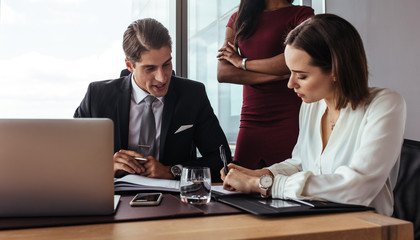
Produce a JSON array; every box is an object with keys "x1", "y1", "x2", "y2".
[{"x1": 175, "y1": 124, "x2": 193, "y2": 134}]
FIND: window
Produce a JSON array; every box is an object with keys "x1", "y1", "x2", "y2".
[
  {"x1": 188, "y1": 0, "x2": 240, "y2": 147},
  {"x1": 0, "y1": 0, "x2": 323, "y2": 147},
  {"x1": 0, "y1": 0, "x2": 175, "y2": 119},
  {"x1": 0, "y1": 0, "x2": 133, "y2": 118}
]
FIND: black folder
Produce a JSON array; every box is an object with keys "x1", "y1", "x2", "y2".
[{"x1": 213, "y1": 193, "x2": 374, "y2": 216}]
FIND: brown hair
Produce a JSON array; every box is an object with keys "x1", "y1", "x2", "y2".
[
  {"x1": 123, "y1": 18, "x2": 172, "y2": 65},
  {"x1": 285, "y1": 14, "x2": 369, "y2": 110}
]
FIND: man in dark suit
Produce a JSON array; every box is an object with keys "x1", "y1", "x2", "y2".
[{"x1": 74, "y1": 18, "x2": 231, "y2": 181}]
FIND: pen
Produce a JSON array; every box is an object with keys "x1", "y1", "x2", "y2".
[
  {"x1": 134, "y1": 157, "x2": 147, "y2": 161},
  {"x1": 219, "y1": 144, "x2": 229, "y2": 175}
]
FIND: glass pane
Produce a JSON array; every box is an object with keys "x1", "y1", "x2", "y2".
[
  {"x1": 0, "y1": 0, "x2": 175, "y2": 118},
  {"x1": 296, "y1": 0, "x2": 324, "y2": 13},
  {"x1": 311, "y1": 0, "x2": 325, "y2": 14},
  {"x1": 188, "y1": 0, "x2": 240, "y2": 148},
  {"x1": 131, "y1": 0, "x2": 177, "y2": 68}
]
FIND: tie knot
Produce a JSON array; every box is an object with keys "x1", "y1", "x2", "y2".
[{"x1": 144, "y1": 95, "x2": 156, "y2": 106}]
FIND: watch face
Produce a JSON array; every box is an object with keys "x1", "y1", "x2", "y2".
[
  {"x1": 260, "y1": 175, "x2": 273, "y2": 188},
  {"x1": 171, "y1": 166, "x2": 182, "y2": 176}
]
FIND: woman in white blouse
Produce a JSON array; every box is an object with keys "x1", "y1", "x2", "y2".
[{"x1": 221, "y1": 14, "x2": 406, "y2": 216}]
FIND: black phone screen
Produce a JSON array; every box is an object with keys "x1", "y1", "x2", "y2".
[{"x1": 133, "y1": 193, "x2": 161, "y2": 202}]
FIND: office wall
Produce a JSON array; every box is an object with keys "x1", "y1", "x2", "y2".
[{"x1": 325, "y1": 0, "x2": 420, "y2": 141}]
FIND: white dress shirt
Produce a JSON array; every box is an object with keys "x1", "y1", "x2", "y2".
[
  {"x1": 267, "y1": 87, "x2": 406, "y2": 216},
  {"x1": 128, "y1": 75, "x2": 164, "y2": 160}
]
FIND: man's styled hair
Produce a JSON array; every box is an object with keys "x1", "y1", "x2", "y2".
[
  {"x1": 285, "y1": 14, "x2": 370, "y2": 110},
  {"x1": 123, "y1": 18, "x2": 172, "y2": 65}
]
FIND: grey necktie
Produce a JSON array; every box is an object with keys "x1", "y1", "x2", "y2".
[{"x1": 138, "y1": 95, "x2": 157, "y2": 157}]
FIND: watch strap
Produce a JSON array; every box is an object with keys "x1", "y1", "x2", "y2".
[
  {"x1": 242, "y1": 58, "x2": 248, "y2": 70},
  {"x1": 259, "y1": 175, "x2": 273, "y2": 198}
]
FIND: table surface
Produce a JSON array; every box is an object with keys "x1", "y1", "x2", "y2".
[{"x1": 0, "y1": 210, "x2": 413, "y2": 240}]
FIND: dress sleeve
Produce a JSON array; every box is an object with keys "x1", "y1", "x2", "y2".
[
  {"x1": 270, "y1": 90, "x2": 407, "y2": 205},
  {"x1": 226, "y1": 12, "x2": 237, "y2": 29},
  {"x1": 295, "y1": 6, "x2": 314, "y2": 25}
]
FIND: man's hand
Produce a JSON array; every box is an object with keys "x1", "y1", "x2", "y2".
[
  {"x1": 113, "y1": 150, "x2": 146, "y2": 177},
  {"x1": 114, "y1": 149, "x2": 174, "y2": 179},
  {"x1": 140, "y1": 157, "x2": 173, "y2": 179}
]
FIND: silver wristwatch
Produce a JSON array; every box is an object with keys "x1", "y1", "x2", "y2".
[
  {"x1": 242, "y1": 58, "x2": 248, "y2": 70},
  {"x1": 170, "y1": 164, "x2": 183, "y2": 179},
  {"x1": 259, "y1": 175, "x2": 273, "y2": 198}
]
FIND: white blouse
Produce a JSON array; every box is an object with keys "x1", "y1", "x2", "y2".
[{"x1": 267, "y1": 88, "x2": 406, "y2": 216}]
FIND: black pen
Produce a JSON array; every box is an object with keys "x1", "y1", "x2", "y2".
[{"x1": 219, "y1": 144, "x2": 229, "y2": 175}]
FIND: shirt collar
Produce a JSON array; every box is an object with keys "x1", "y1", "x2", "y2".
[{"x1": 131, "y1": 74, "x2": 164, "y2": 104}]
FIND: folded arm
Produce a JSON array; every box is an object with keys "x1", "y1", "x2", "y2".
[{"x1": 217, "y1": 27, "x2": 290, "y2": 85}]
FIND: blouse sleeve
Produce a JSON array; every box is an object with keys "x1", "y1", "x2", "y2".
[{"x1": 270, "y1": 89, "x2": 407, "y2": 205}]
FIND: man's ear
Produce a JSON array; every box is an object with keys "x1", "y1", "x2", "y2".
[{"x1": 125, "y1": 58, "x2": 134, "y2": 72}]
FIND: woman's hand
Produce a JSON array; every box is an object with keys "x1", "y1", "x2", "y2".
[
  {"x1": 222, "y1": 168, "x2": 259, "y2": 193},
  {"x1": 220, "y1": 164, "x2": 273, "y2": 193},
  {"x1": 217, "y1": 41, "x2": 243, "y2": 69}
]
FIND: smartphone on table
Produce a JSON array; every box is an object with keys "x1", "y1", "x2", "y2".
[{"x1": 130, "y1": 193, "x2": 163, "y2": 206}]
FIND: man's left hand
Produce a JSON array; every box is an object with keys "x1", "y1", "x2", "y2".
[{"x1": 139, "y1": 156, "x2": 173, "y2": 179}]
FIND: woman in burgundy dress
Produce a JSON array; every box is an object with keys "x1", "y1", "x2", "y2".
[{"x1": 217, "y1": 0, "x2": 314, "y2": 169}]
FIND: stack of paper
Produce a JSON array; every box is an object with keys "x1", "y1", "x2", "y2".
[{"x1": 114, "y1": 174, "x2": 180, "y2": 192}]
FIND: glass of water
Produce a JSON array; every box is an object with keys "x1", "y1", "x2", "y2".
[{"x1": 180, "y1": 167, "x2": 211, "y2": 204}]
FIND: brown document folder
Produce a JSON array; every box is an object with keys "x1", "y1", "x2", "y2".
[{"x1": 0, "y1": 194, "x2": 242, "y2": 230}]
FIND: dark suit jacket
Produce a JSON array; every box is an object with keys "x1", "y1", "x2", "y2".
[{"x1": 74, "y1": 73, "x2": 231, "y2": 181}]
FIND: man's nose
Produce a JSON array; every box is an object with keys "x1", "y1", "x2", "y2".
[{"x1": 155, "y1": 68, "x2": 165, "y2": 82}]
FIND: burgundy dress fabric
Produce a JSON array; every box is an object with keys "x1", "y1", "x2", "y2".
[{"x1": 227, "y1": 6, "x2": 314, "y2": 169}]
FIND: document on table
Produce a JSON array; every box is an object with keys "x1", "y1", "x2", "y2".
[{"x1": 114, "y1": 174, "x2": 180, "y2": 192}]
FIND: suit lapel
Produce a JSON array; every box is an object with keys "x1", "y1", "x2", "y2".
[
  {"x1": 116, "y1": 74, "x2": 132, "y2": 150},
  {"x1": 160, "y1": 76, "x2": 176, "y2": 162}
]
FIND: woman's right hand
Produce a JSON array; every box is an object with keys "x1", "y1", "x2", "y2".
[
  {"x1": 217, "y1": 41, "x2": 243, "y2": 69},
  {"x1": 220, "y1": 163, "x2": 272, "y2": 181}
]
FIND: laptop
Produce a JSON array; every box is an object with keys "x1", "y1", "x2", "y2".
[{"x1": 0, "y1": 118, "x2": 115, "y2": 217}]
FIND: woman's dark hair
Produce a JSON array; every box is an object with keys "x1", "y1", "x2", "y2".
[
  {"x1": 234, "y1": 0, "x2": 294, "y2": 46},
  {"x1": 285, "y1": 13, "x2": 369, "y2": 110}
]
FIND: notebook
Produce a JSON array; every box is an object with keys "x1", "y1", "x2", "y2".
[
  {"x1": 0, "y1": 119, "x2": 115, "y2": 217},
  {"x1": 114, "y1": 174, "x2": 180, "y2": 193}
]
